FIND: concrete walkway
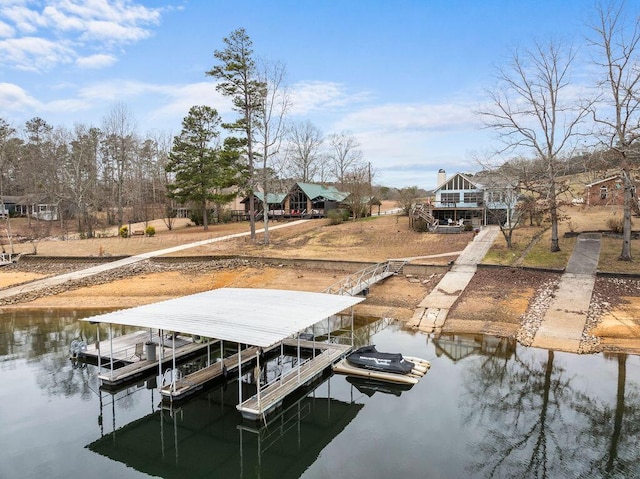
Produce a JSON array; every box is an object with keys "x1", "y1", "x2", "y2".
[
  {"x1": 0, "y1": 220, "x2": 309, "y2": 301},
  {"x1": 409, "y1": 226, "x2": 500, "y2": 332},
  {"x1": 531, "y1": 233, "x2": 602, "y2": 353}
]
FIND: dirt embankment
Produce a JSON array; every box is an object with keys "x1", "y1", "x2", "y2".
[
  {"x1": 0, "y1": 258, "x2": 442, "y2": 322},
  {"x1": 1, "y1": 212, "x2": 640, "y2": 354}
]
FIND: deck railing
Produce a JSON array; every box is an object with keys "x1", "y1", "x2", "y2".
[{"x1": 323, "y1": 259, "x2": 406, "y2": 296}]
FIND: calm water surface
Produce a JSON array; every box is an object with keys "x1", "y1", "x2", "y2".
[{"x1": 1, "y1": 310, "x2": 639, "y2": 479}]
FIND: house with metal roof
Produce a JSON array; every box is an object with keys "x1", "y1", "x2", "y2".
[
  {"x1": 286, "y1": 182, "x2": 349, "y2": 217},
  {"x1": 241, "y1": 182, "x2": 349, "y2": 219}
]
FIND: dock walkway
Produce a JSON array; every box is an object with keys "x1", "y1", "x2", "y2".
[
  {"x1": 81, "y1": 330, "x2": 215, "y2": 387},
  {"x1": 237, "y1": 342, "x2": 351, "y2": 421},
  {"x1": 160, "y1": 344, "x2": 266, "y2": 400}
]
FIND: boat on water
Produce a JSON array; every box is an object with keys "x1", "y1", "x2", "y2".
[
  {"x1": 346, "y1": 345, "x2": 415, "y2": 374},
  {"x1": 333, "y1": 345, "x2": 430, "y2": 385}
]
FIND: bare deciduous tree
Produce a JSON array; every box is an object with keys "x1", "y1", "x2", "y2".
[
  {"x1": 286, "y1": 120, "x2": 323, "y2": 183},
  {"x1": 479, "y1": 40, "x2": 590, "y2": 252},
  {"x1": 255, "y1": 59, "x2": 290, "y2": 244},
  {"x1": 101, "y1": 103, "x2": 137, "y2": 230},
  {"x1": 327, "y1": 130, "x2": 363, "y2": 188},
  {"x1": 589, "y1": 1, "x2": 640, "y2": 261}
]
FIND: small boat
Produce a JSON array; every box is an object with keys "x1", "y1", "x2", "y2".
[
  {"x1": 332, "y1": 345, "x2": 431, "y2": 385},
  {"x1": 346, "y1": 345, "x2": 415, "y2": 374}
]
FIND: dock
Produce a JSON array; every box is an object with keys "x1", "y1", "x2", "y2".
[
  {"x1": 160, "y1": 339, "x2": 351, "y2": 409},
  {"x1": 79, "y1": 330, "x2": 216, "y2": 387},
  {"x1": 237, "y1": 341, "x2": 351, "y2": 421},
  {"x1": 80, "y1": 288, "x2": 364, "y2": 421},
  {"x1": 160, "y1": 344, "x2": 266, "y2": 401}
]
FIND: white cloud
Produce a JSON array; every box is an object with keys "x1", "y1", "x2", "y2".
[
  {"x1": 0, "y1": 0, "x2": 162, "y2": 71},
  {"x1": 289, "y1": 80, "x2": 370, "y2": 116},
  {"x1": 337, "y1": 102, "x2": 481, "y2": 133},
  {"x1": 0, "y1": 36, "x2": 75, "y2": 71},
  {"x1": 76, "y1": 53, "x2": 116, "y2": 69},
  {"x1": 1, "y1": 4, "x2": 46, "y2": 34},
  {"x1": 0, "y1": 20, "x2": 15, "y2": 38},
  {"x1": 148, "y1": 82, "x2": 231, "y2": 123},
  {"x1": 0, "y1": 82, "x2": 40, "y2": 111}
]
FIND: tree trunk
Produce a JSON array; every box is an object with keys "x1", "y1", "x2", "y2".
[
  {"x1": 619, "y1": 167, "x2": 633, "y2": 261},
  {"x1": 549, "y1": 181, "x2": 560, "y2": 252},
  {"x1": 202, "y1": 199, "x2": 209, "y2": 230}
]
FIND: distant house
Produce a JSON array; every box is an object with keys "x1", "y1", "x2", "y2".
[
  {"x1": 14, "y1": 194, "x2": 59, "y2": 221},
  {"x1": 431, "y1": 171, "x2": 485, "y2": 227},
  {"x1": 0, "y1": 195, "x2": 19, "y2": 217},
  {"x1": 429, "y1": 170, "x2": 518, "y2": 227},
  {"x1": 240, "y1": 192, "x2": 287, "y2": 217},
  {"x1": 240, "y1": 183, "x2": 349, "y2": 219},
  {"x1": 584, "y1": 175, "x2": 629, "y2": 206},
  {"x1": 285, "y1": 182, "x2": 348, "y2": 217}
]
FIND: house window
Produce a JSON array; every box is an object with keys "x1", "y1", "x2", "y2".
[
  {"x1": 600, "y1": 186, "x2": 608, "y2": 199},
  {"x1": 464, "y1": 192, "x2": 483, "y2": 204},
  {"x1": 290, "y1": 189, "x2": 307, "y2": 212},
  {"x1": 441, "y1": 192, "x2": 459, "y2": 204},
  {"x1": 486, "y1": 191, "x2": 504, "y2": 203}
]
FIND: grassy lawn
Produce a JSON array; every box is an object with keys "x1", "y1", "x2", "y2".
[
  {"x1": 598, "y1": 236, "x2": 640, "y2": 273},
  {"x1": 519, "y1": 232, "x2": 575, "y2": 269},
  {"x1": 483, "y1": 225, "x2": 575, "y2": 269}
]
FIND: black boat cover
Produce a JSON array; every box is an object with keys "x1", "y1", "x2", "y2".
[{"x1": 346, "y1": 345, "x2": 415, "y2": 375}]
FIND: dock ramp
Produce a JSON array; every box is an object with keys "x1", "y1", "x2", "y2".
[{"x1": 324, "y1": 259, "x2": 406, "y2": 296}]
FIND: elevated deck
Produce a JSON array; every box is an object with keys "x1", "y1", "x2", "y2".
[{"x1": 237, "y1": 342, "x2": 351, "y2": 421}]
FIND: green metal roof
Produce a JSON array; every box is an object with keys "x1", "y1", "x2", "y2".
[
  {"x1": 253, "y1": 191, "x2": 287, "y2": 204},
  {"x1": 297, "y1": 182, "x2": 348, "y2": 201},
  {"x1": 241, "y1": 192, "x2": 287, "y2": 204}
]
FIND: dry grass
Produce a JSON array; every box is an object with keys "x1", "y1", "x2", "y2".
[
  {"x1": 598, "y1": 236, "x2": 640, "y2": 273},
  {"x1": 2, "y1": 212, "x2": 469, "y2": 264},
  {"x1": 483, "y1": 205, "x2": 637, "y2": 270}
]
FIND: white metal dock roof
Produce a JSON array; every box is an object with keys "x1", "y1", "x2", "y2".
[{"x1": 81, "y1": 288, "x2": 364, "y2": 348}]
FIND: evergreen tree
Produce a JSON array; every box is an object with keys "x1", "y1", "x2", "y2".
[
  {"x1": 166, "y1": 106, "x2": 237, "y2": 230},
  {"x1": 207, "y1": 28, "x2": 266, "y2": 240}
]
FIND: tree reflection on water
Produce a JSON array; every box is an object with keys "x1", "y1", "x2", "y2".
[
  {"x1": 571, "y1": 353, "x2": 640, "y2": 477},
  {"x1": 459, "y1": 337, "x2": 640, "y2": 478}
]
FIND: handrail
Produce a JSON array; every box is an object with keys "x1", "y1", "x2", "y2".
[{"x1": 323, "y1": 259, "x2": 405, "y2": 296}]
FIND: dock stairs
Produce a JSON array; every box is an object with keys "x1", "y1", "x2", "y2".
[{"x1": 324, "y1": 259, "x2": 406, "y2": 296}]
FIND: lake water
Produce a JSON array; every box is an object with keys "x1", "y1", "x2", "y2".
[{"x1": 1, "y1": 310, "x2": 639, "y2": 479}]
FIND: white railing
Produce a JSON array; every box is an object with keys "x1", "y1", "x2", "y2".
[{"x1": 323, "y1": 260, "x2": 405, "y2": 296}]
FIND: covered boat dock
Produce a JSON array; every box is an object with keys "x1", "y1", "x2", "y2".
[{"x1": 81, "y1": 288, "x2": 364, "y2": 421}]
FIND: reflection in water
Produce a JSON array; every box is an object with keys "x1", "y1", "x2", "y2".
[
  {"x1": 3, "y1": 311, "x2": 640, "y2": 478},
  {"x1": 441, "y1": 331, "x2": 640, "y2": 478},
  {"x1": 88, "y1": 375, "x2": 363, "y2": 479},
  {"x1": 572, "y1": 353, "x2": 640, "y2": 477}
]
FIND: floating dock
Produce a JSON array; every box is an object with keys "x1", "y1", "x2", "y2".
[
  {"x1": 78, "y1": 330, "x2": 216, "y2": 388},
  {"x1": 237, "y1": 341, "x2": 351, "y2": 420},
  {"x1": 80, "y1": 288, "x2": 364, "y2": 421}
]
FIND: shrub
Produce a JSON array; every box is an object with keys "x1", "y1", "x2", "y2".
[
  {"x1": 327, "y1": 209, "x2": 345, "y2": 225},
  {"x1": 607, "y1": 216, "x2": 624, "y2": 234},
  {"x1": 145, "y1": 225, "x2": 156, "y2": 237},
  {"x1": 219, "y1": 209, "x2": 233, "y2": 223},
  {"x1": 119, "y1": 226, "x2": 128, "y2": 238},
  {"x1": 190, "y1": 210, "x2": 203, "y2": 226}
]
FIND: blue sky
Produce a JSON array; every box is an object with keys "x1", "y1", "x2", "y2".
[{"x1": 0, "y1": 0, "x2": 603, "y2": 188}]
